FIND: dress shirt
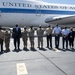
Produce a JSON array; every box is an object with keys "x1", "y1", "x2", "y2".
[
  {"x1": 54, "y1": 27, "x2": 61, "y2": 34},
  {"x1": 61, "y1": 29, "x2": 69, "y2": 35}
]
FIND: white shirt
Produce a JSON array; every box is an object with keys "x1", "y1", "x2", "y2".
[
  {"x1": 53, "y1": 27, "x2": 61, "y2": 34},
  {"x1": 16, "y1": 27, "x2": 19, "y2": 31},
  {"x1": 61, "y1": 29, "x2": 69, "y2": 35}
]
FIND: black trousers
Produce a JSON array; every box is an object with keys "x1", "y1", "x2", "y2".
[
  {"x1": 55, "y1": 35, "x2": 60, "y2": 48},
  {"x1": 14, "y1": 38, "x2": 20, "y2": 49},
  {"x1": 62, "y1": 36, "x2": 68, "y2": 49},
  {"x1": 0, "y1": 38, "x2": 3, "y2": 52},
  {"x1": 69, "y1": 39, "x2": 74, "y2": 47},
  {"x1": 47, "y1": 34, "x2": 52, "y2": 48}
]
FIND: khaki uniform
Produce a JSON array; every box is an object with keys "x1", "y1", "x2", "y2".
[
  {"x1": 29, "y1": 29, "x2": 34, "y2": 48},
  {"x1": 46, "y1": 28, "x2": 53, "y2": 35},
  {"x1": 0, "y1": 30, "x2": 4, "y2": 52},
  {"x1": 22, "y1": 30, "x2": 28, "y2": 48},
  {"x1": 37, "y1": 28, "x2": 44, "y2": 48},
  {"x1": 4, "y1": 31, "x2": 10, "y2": 51}
]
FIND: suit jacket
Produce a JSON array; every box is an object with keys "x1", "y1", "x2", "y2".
[{"x1": 12, "y1": 27, "x2": 22, "y2": 38}]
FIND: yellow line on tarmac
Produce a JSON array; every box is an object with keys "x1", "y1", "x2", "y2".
[
  {"x1": 53, "y1": 48, "x2": 61, "y2": 52},
  {"x1": 17, "y1": 63, "x2": 28, "y2": 75}
]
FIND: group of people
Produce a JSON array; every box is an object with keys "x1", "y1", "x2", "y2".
[
  {"x1": 0, "y1": 27, "x2": 10, "y2": 53},
  {"x1": 47, "y1": 24, "x2": 75, "y2": 50},
  {"x1": 0, "y1": 24, "x2": 75, "y2": 53},
  {"x1": 53, "y1": 25, "x2": 75, "y2": 50}
]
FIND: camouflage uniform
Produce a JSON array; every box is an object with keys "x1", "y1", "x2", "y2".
[
  {"x1": 37, "y1": 26, "x2": 44, "y2": 48},
  {"x1": 4, "y1": 30, "x2": 10, "y2": 51},
  {"x1": 0, "y1": 28, "x2": 4, "y2": 52},
  {"x1": 29, "y1": 26, "x2": 34, "y2": 48},
  {"x1": 22, "y1": 28, "x2": 28, "y2": 49}
]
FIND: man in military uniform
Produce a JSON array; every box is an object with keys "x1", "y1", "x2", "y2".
[
  {"x1": 0, "y1": 26, "x2": 4, "y2": 53},
  {"x1": 46, "y1": 25, "x2": 53, "y2": 48},
  {"x1": 37, "y1": 25, "x2": 44, "y2": 48},
  {"x1": 29, "y1": 26, "x2": 35, "y2": 49},
  {"x1": 22, "y1": 26, "x2": 28, "y2": 49},
  {"x1": 4, "y1": 30, "x2": 11, "y2": 52}
]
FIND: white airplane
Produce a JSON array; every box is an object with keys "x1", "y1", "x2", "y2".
[{"x1": 0, "y1": 0, "x2": 75, "y2": 27}]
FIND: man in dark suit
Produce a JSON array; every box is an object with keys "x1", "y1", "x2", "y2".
[{"x1": 12, "y1": 24, "x2": 22, "y2": 50}]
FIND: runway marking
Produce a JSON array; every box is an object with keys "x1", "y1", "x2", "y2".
[
  {"x1": 17, "y1": 63, "x2": 28, "y2": 75},
  {"x1": 53, "y1": 48, "x2": 61, "y2": 52}
]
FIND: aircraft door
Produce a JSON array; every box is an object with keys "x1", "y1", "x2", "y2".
[{"x1": 36, "y1": 7, "x2": 41, "y2": 16}]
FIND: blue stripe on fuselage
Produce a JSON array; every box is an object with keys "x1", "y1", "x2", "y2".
[{"x1": 0, "y1": 8, "x2": 75, "y2": 15}]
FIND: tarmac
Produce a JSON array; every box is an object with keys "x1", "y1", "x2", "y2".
[{"x1": 0, "y1": 37, "x2": 75, "y2": 75}]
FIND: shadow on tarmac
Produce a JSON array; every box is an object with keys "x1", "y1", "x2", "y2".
[
  {"x1": 0, "y1": 47, "x2": 75, "y2": 55},
  {"x1": 30, "y1": 47, "x2": 37, "y2": 52},
  {"x1": 12, "y1": 49, "x2": 22, "y2": 53},
  {"x1": 47, "y1": 47, "x2": 53, "y2": 51},
  {"x1": 0, "y1": 50, "x2": 11, "y2": 55},
  {"x1": 58, "y1": 48, "x2": 75, "y2": 52},
  {"x1": 39, "y1": 48, "x2": 47, "y2": 51},
  {"x1": 23, "y1": 48, "x2": 30, "y2": 51}
]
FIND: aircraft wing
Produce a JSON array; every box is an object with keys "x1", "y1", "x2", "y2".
[{"x1": 45, "y1": 15, "x2": 75, "y2": 26}]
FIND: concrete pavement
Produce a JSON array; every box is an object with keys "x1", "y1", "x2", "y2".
[{"x1": 0, "y1": 37, "x2": 75, "y2": 75}]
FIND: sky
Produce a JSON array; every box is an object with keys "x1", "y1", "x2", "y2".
[{"x1": 38, "y1": 0, "x2": 75, "y2": 5}]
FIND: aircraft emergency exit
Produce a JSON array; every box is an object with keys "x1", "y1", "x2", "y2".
[{"x1": 0, "y1": 0, "x2": 75, "y2": 27}]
